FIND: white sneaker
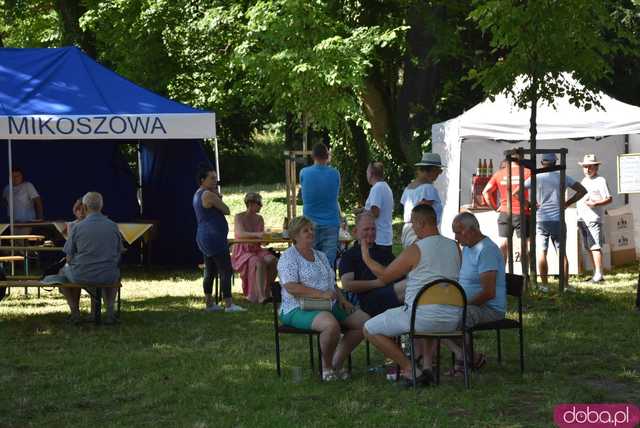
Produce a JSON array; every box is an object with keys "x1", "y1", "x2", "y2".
[
  {"x1": 205, "y1": 304, "x2": 224, "y2": 312},
  {"x1": 591, "y1": 273, "x2": 604, "y2": 283},
  {"x1": 337, "y1": 368, "x2": 351, "y2": 380},
  {"x1": 225, "y1": 303, "x2": 247, "y2": 313},
  {"x1": 539, "y1": 285, "x2": 549, "y2": 293}
]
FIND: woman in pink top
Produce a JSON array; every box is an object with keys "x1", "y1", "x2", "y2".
[{"x1": 231, "y1": 192, "x2": 278, "y2": 303}]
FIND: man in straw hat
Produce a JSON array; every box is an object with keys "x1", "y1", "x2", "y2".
[
  {"x1": 399, "y1": 152, "x2": 445, "y2": 248},
  {"x1": 576, "y1": 154, "x2": 612, "y2": 283}
]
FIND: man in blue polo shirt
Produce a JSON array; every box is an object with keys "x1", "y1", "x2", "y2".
[
  {"x1": 447, "y1": 211, "x2": 506, "y2": 374},
  {"x1": 300, "y1": 143, "x2": 341, "y2": 267}
]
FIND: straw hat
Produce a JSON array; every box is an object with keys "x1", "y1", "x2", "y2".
[
  {"x1": 415, "y1": 153, "x2": 445, "y2": 168},
  {"x1": 578, "y1": 154, "x2": 601, "y2": 166}
]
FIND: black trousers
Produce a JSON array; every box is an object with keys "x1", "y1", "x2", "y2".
[{"x1": 203, "y1": 252, "x2": 233, "y2": 299}]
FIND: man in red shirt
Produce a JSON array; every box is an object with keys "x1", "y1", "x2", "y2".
[{"x1": 482, "y1": 155, "x2": 531, "y2": 261}]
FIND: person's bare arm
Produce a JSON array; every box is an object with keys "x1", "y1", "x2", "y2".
[
  {"x1": 282, "y1": 282, "x2": 337, "y2": 300},
  {"x1": 202, "y1": 190, "x2": 230, "y2": 214},
  {"x1": 469, "y1": 270, "x2": 497, "y2": 306},
  {"x1": 482, "y1": 181, "x2": 498, "y2": 210},
  {"x1": 340, "y1": 272, "x2": 385, "y2": 293},
  {"x1": 33, "y1": 196, "x2": 44, "y2": 220},
  {"x1": 565, "y1": 182, "x2": 587, "y2": 207},
  {"x1": 234, "y1": 213, "x2": 262, "y2": 239},
  {"x1": 361, "y1": 240, "x2": 418, "y2": 285}
]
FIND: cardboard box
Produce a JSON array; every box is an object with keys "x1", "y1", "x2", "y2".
[{"x1": 605, "y1": 207, "x2": 637, "y2": 266}]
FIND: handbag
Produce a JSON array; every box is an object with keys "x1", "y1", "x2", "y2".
[{"x1": 300, "y1": 297, "x2": 332, "y2": 311}]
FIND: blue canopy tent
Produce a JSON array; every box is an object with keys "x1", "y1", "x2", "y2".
[{"x1": 0, "y1": 46, "x2": 218, "y2": 265}]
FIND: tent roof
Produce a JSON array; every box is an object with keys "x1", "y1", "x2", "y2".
[
  {"x1": 442, "y1": 75, "x2": 640, "y2": 141},
  {"x1": 0, "y1": 46, "x2": 215, "y2": 139}
]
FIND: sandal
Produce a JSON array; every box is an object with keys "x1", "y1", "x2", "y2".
[
  {"x1": 322, "y1": 369, "x2": 338, "y2": 382},
  {"x1": 448, "y1": 353, "x2": 487, "y2": 376}
]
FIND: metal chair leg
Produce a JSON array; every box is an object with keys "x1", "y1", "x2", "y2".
[
  {"x1": 309, "y1": 335, "x2": 314, "y2": 371},
  {"x1": 436, "y1": 338, "x2": 441, "y2": 385},
  {"x1": 275, "y1": 330, "x2": 282, "y2": 376},
  {"x1": 366, "y1": 340, "x2": 371, "y2": 368},
  {"x1": 462, "y1": 333, "x2": 470, "y2": 389},
  {"x1": 410, "y1": 334, "x2": 417, "y2": 388},
  {"x1": 348, "y1": 353, "x2": 352, "y2": 373},
  {"x1": 317, "y1": 335, "x2": 323, "y2": 381},
  {"x1": 93, "y1": 288, "x2": 102, "y2": 325},
  {"x1": 519, "y1": 327, "x2": 525, "y2": 374}
]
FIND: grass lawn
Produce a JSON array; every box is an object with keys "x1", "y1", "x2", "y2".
[{"x1": 1, "y1": 185, "x2": 638, "y2": 427}]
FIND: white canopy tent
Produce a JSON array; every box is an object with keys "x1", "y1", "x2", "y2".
[{"x1": 432, "y1": 76, "x2": 640, "y2": 258}]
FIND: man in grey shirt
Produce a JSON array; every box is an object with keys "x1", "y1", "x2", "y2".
[{"x1": 59, "y1": 192, "x2": 123, "y2": 323}]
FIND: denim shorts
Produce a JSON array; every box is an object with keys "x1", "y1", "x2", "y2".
[
  {"x1": 537, "y1": 221, "x2": 562, "y2": 252},
  {"x1": 578, "y1": 221, "x2": 603, "y2": 251},
  {"x1": 313, "y1": 225, "x2": 339, "y2": 268}
]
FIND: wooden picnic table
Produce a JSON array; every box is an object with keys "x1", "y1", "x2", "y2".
[{"x1": 0, "y1": 235, "x2": 45, "y2": 241}]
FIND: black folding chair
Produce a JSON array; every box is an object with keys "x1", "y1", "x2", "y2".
[
  {"x1": 271, "y1": 282, "x2": 352, "y2": 381},
  {"x1": 411, "y1": 279, "x2": 470, "y2": 389},
  {"x1": 468, "y1": 273, "x2": 525, "y2": 373}
]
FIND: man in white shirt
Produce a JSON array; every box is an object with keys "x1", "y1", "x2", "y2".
[
  {"x1": 576, "y1": 154, "x2": 612, "y2": 283},
  {"x1": 364, "y1": 162, "x2": 394, "y2": 256},
  {"x1": 3, "y1": 167, "x2": 43, "y2": 233},
  {"x1": 522, "y1": 153, "x2": 586, "y2": 291}
]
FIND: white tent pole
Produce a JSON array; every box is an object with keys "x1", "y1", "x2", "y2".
[
  {"x1": 214, "y1": 137, "x2": 221, "y2": 194},
  {"x1": 8, "y1": 139, "x2": 14, "y2": 236}
]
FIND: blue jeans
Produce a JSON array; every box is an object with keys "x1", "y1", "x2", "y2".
[{"x1": 313, "y1": 225, "x2": 339, "y2": 268}]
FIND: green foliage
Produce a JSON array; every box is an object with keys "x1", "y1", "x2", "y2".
[
  {"x1": 1, "y1": 0, "x2": 62, "y2": 46},
  {"x1": 468, "y1": 0, "x2": 637, "y2": 111}
]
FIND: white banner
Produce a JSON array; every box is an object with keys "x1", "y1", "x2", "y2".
[{"x1": 0, "y1": 113, "x2": 216, "y2": 140}]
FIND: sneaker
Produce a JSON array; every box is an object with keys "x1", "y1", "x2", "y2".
[
  {"x1": 590, "y1": 273, "x2": 604, "y2": 283},
  {"x1": 205, "y1": 304, "x2": 224, "y2": 312},
  {"x1": 337, "y1": 368, "x2": 351, "y2": 380},
  {"x1": 225, "y1": 303, "x2": 247, "y2": 313},
  {"x1": 322, "y1": 369, "x2": 338, "y2": 381}
]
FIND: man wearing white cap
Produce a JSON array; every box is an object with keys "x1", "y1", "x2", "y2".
[
  {"x1": 522, "y1": 153, "x2": 586, "y2": 291},
  {"x1": 576, "y1": 154, "x2": 612, "y2": 283},
  {"x1": 400, "y1": 153, "x2": 445, "y2": 248}
]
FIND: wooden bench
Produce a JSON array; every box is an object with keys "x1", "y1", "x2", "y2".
[{"x1": 0, "y1": 280, "x2": 122, "y2": 325}]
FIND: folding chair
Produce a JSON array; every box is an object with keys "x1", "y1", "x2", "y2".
[
  {"x1": 271, "y1": 282, "x2": 352, "y2": 381},
  {"x1": 468, "y1": 273, "x2": 525, "y2": 373},
  {"x1": 410, "y1": 278, "x2": 470, "y2": 389}
]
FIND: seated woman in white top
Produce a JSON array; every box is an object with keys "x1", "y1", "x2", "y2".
[
  {"x1": 277, "y1": 216, "x2": 369, "y2": 381},
  {"x1": 362, "y1": 204, "x2": 461, "y2": 387}
]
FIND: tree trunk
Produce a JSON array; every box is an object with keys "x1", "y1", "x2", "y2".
[
  {"x1": 55, "y1": 0, "x2": 96, "y2": 57},
  {"x1": 348, "y1": 120, "x2": 371, "y2": 205}
]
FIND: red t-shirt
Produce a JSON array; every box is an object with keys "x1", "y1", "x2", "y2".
[{"x1": 483, "y1": 165, "x2": 531, "y2": 214}]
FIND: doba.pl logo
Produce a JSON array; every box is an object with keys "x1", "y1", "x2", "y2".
[{"x1": 554, "y1": 404, "x2": 640, "y2": 427}]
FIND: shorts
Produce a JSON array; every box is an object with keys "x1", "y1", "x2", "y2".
[
  {"x1": 578, "y1": 221, "x2": 603, "y2": 251},
  {"x1": 280, "y1": 304, "x2": 349, "y2": 331},
  {"x1": 498, "y1": 212, "x2": 529, "y2": 239},
  {"x1": 465, "y1": 305, "x2": 504, "y2": 328},
  {"x1": 537, "y1": 221, "x2": 561, "y2": 252},
  {"x1": 364, "y1": 304, "x2": 461, "y2": 337},
  {"x1": 358, "y1": 284, "x2": 402, "y2": 317}
]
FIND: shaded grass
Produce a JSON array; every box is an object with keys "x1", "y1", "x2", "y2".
[{"x1": 1, "y1": 266, "x2": 639, "y2": 427}]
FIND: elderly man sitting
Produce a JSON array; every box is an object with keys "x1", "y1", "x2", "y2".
[
  {"x1": 339, "y1": 210, "x2": 405, "y2": 317},
  {"x1": 446, "y1": 212, "x2": 506, "y2": 375},
  {"x1": 54, "y1": 192, "x2": 124, "y2": 324}
]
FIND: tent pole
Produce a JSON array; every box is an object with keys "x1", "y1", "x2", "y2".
[
  {"x1": 137, "y1": 140, "x2": 143, "y2": 217},
  {"x1": 214, "y1": 137, "x2": 221, "y2": 194},
  {"x1": 7, "y1": 139, "x2": 15, "y2": 276}
]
